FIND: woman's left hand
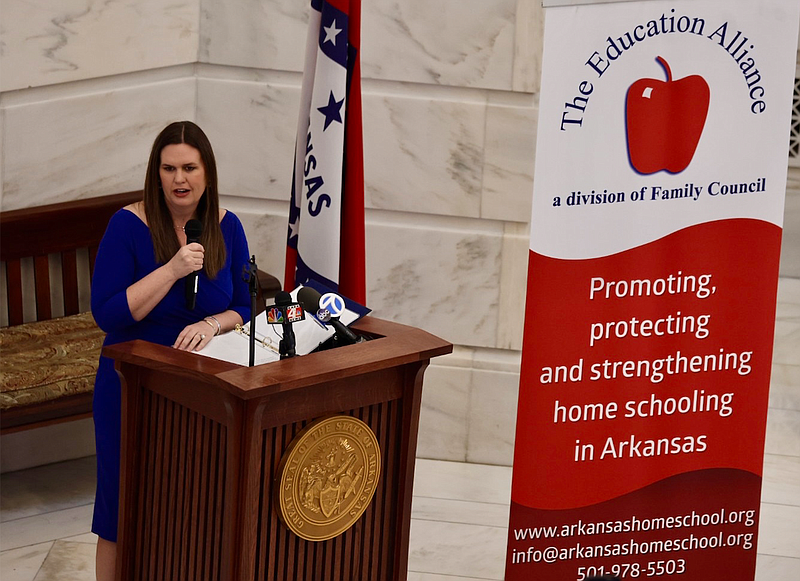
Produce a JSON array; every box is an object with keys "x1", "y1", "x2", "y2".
[{"x1": 174, "y1": 321, "x2": 214, "y2": 351}]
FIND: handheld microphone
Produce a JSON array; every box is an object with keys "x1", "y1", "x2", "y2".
[
  {"x1": 297, "y1": 287, "x2": 360, "y2": 345},
  {"x1": 272, "y1": 291, "x2": 303, "y2": 359},
  {"x1": 184, "y1": 219, "x2": 203, "y2": 310}
]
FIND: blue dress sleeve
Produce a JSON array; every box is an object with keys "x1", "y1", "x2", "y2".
[
  {"x1": 225, "y1": 212, "x2": 252, "y2": 325},
  {"x1": 91, "y1": 210, "x2": 138, "y2": 333}
]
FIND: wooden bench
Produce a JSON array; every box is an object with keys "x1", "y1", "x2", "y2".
[{"x1": 1, "y1": 192, "x2": 280, "y2": 434}]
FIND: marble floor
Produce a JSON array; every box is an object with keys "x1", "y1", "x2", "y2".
[{"x1": 1, "y1": 278, "x2": 799, "y2": 580}]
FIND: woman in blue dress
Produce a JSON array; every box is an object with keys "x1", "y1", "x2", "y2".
[{"x1": 90, "y1": 121, "x2": 252, "y2": 580}]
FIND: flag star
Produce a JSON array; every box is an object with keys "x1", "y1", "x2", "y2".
[
  {"x1": 317, "y1": 91, "x2": 344, "y2": 131},
  {"x1": 323, "y1": 19, "x2": 342, "y2": 45},
  {"x1": 288, "y1": 217, "x2": 299, "y2": 241}
]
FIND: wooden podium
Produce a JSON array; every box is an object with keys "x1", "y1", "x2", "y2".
[{"x1": 103, "y1": 316, "x2": 452, "y2": 581}]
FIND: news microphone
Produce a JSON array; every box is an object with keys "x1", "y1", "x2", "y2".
[
  {"x1": 184, "y1": 219, "x2": 203, "y2": 310},
  {"x1": 297, "y1": 286, "x2": 360, "y2": 345},
  {"x1": 272, "y1": 291, "x2": 304, "y2": 359}
]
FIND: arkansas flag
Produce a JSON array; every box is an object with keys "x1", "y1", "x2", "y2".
[{"x1": 284, "y1": 0, "x2": 366, "y2": 304}]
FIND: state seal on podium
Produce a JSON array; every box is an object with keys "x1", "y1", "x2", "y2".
[{"x1": 276, "y1": 415, "x2": 382, "y2": 541}]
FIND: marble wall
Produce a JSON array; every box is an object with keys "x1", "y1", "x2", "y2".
[{"x1": 0, "y1": 0, "x2": 797, "y2": 469}]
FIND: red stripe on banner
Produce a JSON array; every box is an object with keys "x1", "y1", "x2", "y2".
[
  {"x1": 511, "y1": 218, "x2": 780, "y2": 512},
  {"x1": 325, "y1": 0, "x2": 351, "y2": 14},
  {"x1": 338, "y1": 0, "x2": 366, "y2": 304},
  {"x1": 284, "y1": 246, "x2": 298, "y2": 293}
]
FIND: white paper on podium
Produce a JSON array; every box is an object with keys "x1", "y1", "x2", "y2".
[{"x1": 196, "y1": 287, "x2": 362, "y2": 367}]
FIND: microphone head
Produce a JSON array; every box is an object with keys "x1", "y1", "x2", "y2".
[
  {"x1": 184, "y1": 219, "x2": 203, "y2": 242},
  {"x1": 297, "y1": 286, "x2": 323, "y2": 312},
  {"x1": 275, "y1": 290, "x2": 293, "y2": 307}
]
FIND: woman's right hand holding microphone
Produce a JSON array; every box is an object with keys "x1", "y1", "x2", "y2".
[{"x1": 168, "y1": 243, "x2": 204, "y2": 280}]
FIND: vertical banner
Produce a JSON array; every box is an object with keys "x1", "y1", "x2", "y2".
[
  {"x1": 285, "y1": 0, "x2": 366, "y2": 303},
  {"x1": 507, "y1": 1, "x2": 799, "y2": 580}
]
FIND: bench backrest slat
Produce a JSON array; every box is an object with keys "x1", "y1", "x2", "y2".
[
  {"x1": 6, "y1": 259, "x2": 24, "y2": 326},
  {"x1": 34, "y1": 255, "x2": 52, "y2": 321},
  {"x1": 62, "y1": 249, "x2": 80, "y2": 317}
]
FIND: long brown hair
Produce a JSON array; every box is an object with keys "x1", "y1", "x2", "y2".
[{"x1": 143, "y1": 121, "x2": 225, "y2": 278}]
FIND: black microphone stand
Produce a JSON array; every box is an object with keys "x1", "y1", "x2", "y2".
[
  {"x1": 274, "y1": 292, "x2": 297, "y2": 359},
  {"x1": 245, "y1": 255, "x2": 259, "y2": 367},
  {"x1": 279, "y1": 319, "x2": 297, "y2": 359}
]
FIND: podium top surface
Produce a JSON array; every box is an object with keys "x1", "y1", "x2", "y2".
[{"x1": 102, "y1": 316, "x2": 452, "y2": 400}]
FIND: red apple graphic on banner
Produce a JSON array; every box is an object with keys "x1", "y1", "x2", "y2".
[{"x1": 626, "y1": 56, "x2": 710, "y2": 174}]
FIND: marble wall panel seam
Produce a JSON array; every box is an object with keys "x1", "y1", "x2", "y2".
[
  {"x1": 219, "y1": 195, "x2": 289, "y2": 216},
  {"x1": 0, "y1": 65, "x2": 198, "y2": 109},
  {"x1": 464, "y1": 370, "x2": 477, "y2": 463},
  {"x1": 487, "y1": 91, "x2": 538, "y2": 108},
  {"x1": 471, "y1": 347, "x2": 523, "y2": 371},
  {"x1": 494, "y1": 224, "x2": 531, "y2": 350},
  {"x1": 479, "y1": 100, "x2": 491, "y2": 219},
  {"x1": 364, "y1": 78, "x2": 492, "y2": 105},
  {"x1": 431, "y1": 346, "x2": 524, "y2": 372},
  {"x1": 366, "y1": 208, "x2": 507, "y2": 234},
  {"x1": 512, "y1": 0, "x2": 545, "y2": 94},
  {"x1": 195, "y1": 63, "x2": 303, "y2": 87},
  {"x1": 363, "y1": 78, "x2": 540, "y2": 108}
]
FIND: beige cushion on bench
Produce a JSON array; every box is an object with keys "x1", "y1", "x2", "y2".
[{"x1": 0, "y1": 312, "x2": 105, "y2": 410}]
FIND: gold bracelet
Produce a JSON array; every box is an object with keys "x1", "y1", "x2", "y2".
[{"x1": 204, "y1": 316, "x2": 221, "y2": 336}]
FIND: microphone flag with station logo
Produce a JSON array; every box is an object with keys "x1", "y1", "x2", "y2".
[
  {"x1": 297, "y1": 285, "x2": 362, "y2": 346},
  {"x1": 284, "y1": 0, "x2": 366, "y2": 305}
]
